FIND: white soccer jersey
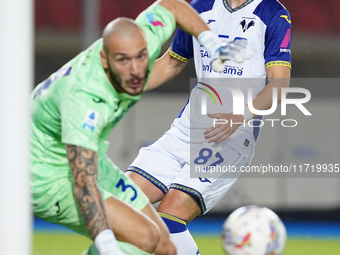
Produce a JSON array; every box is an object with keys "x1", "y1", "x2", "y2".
[
  {"x1": 169, "y1": 0, "x2": 292, "y2": 144},
  {"x1": 128, "y1": 0, "x2": 292, "y2": 216}
]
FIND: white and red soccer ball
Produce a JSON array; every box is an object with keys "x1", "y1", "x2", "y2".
[{"x1": 221, "y1": 205, "x2": 287, "y2": 255}]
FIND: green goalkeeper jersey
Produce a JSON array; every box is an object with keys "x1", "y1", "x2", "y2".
[{"x1": 30, "y1": 4, "x2": 175, "y2": 172}]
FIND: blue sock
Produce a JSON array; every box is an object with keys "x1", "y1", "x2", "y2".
[
  {"x1": 159, "y1": 212, "x2": 200, "y2": 255},
  {"x1": 158, "y1": 211, "x2": 187, "y2": 233}
]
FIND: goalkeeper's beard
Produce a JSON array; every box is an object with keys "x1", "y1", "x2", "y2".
[{"x1": 107, "y1": 61, "x2": 149, "y2": 96}]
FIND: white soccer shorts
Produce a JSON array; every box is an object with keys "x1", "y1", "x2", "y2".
[{"x1": 127, "y1": 125, "x2": 255, "y2": 214}]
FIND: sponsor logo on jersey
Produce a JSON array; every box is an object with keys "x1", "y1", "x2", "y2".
[
  {"x1": 280, "y1": 48, "x2": 291, "y2": 53},
  {"x1": 201, "y1": 49, "x2": 211, "y2": 59},
  {"x1": 280, "y1": 29, "x2": 291, "y2": 53},
  {"x1": 146, "y1": 13, "x2": 164, "y2": 27},
  {"x1": 223, "y1": 65, "x2": 244, "y2": 76},
  {"x1": 240, "y1": 20, "x2": 255, "y2": 32},
  {"x1": 207, "y1": 19, "x2": 216, "y2": 25},
  {"x1": 83, "y1": 109, "x2": 99, "y2": 131},
  {"x1": 280, "y1": 15, "x2": 291, "y2": 24},
  {"x1": 202, "y1": 63, "x2": 244, "y2": 76}
]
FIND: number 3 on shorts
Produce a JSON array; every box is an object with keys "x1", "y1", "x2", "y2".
[{"x1": 194, "y1": 148, "x2": 224, "y2": 167}]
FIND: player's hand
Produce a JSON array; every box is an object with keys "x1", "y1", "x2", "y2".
[
  {"x1": 211, "y1": 39, "x2": 253, "y2": 72},
  {"x1": 204, "y1": 113, "x2": 244, "y2": 144}
]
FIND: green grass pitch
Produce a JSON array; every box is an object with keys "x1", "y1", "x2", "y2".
[
  {"x1": 33, "y1": 233, "x2": 340, "y2": 255},
  {"x1": 194, "y1": 236, "x2": 340, "y2": 255}
]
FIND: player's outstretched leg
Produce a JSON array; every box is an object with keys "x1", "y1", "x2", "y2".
[
  {"x1": 82, "y1": 200, "x2": 176, "y2": 255},
  {"x1": 81, "y1": 196, "x2": 161, "y2": 255},
  {"x1": 157, "y1": 189, "x2": 202, "y2": 255},
  {"x1": 126, "y1": 171, "x2": 177, "y2": 255},
  {"x1": 141, "y1": 203, "x2": 177, "y2": 255},
  {"x1": 105, "y1": 196, "x2": 161, "y2": 253}
]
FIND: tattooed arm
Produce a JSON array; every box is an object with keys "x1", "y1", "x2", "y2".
[{"x1": 65, "y1": 144, "x2": 110, "y2": 240}]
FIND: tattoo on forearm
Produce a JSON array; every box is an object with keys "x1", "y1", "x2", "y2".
[{"x1": 66, "y1": 144, "x2": 110, "y2": 239}]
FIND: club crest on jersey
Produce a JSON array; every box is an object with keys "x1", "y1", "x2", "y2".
[
  {"x1": 146, "y1": 13, "x2": 164, "y2": 27},
  {"x1": 83, "y1": 109, "x2": 99, "y2": 131},
  {"x1": 240, "y1": 20, "x2": 255, "y2": 32}
]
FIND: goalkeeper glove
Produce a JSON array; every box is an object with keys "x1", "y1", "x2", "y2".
[{"x1": 212, "y1": 38, "x2": 254, "y2": 72}]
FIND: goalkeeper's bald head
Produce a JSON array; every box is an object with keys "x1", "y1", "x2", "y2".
[{"x1": 102, "y1": 18, "x2": 146, "y2": 55}]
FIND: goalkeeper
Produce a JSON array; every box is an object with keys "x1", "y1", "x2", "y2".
[{"x1": 30, "y1": 0, "x2": 251, "y2": 254}]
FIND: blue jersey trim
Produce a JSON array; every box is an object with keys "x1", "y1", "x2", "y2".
[
  {"x1": 126, "y1": 166, "x2": 168, "y2": 194},
  {"x1": 177, "y1": 80, "x2": 199, "y2": 118},
  {"x1": 177, "y1": 98, "x2": 189, "y2": 118},
  {"x1": 169, "y1": 46, "x2": 189, "y2": 63}
]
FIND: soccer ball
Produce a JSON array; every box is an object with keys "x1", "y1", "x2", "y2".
[{"x1": 221, "y1": 205, "x2": 287, "y2": 255}]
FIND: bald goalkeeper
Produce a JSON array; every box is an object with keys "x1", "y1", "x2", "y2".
[{"x1": 30, "y1": 0, "x2": 250, "y2": 254}]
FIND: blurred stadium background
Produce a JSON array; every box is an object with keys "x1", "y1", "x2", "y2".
[{"x1": 33, "y1": 0, "x2": 340, "y2": 254}]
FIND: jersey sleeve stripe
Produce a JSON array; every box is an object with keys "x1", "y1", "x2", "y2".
[
  {"x1": 168, "y1": 46, "x2": 189, "y2": 63},
  {"x1": 265, "y1": 61, "x2": 291, "y2": 69}
]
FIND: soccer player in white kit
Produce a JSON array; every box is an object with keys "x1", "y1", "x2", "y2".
[{"x1": 126, "y1": 0, "x2": 292, "y2": 254}]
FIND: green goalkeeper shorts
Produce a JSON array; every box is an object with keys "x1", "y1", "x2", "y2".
[{"x1": 31, "y1": 152, "x2": 149, "y2": 237}]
